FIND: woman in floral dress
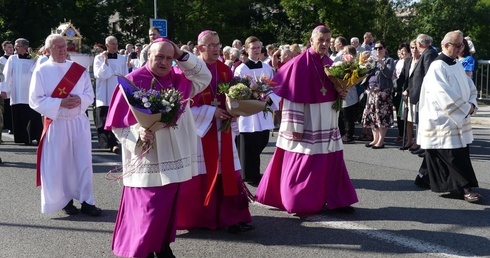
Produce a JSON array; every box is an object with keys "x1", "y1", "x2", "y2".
[{"x1": 362, "y1": 40, "x2": 395, "y2": 149}]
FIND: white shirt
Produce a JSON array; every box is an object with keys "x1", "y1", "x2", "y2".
[
  {"x1": 1, "y1": 55, "x2": 35, "y2": 104},
  {"x1": 93, "y1": 53, "x2": 128, "y2": 107},
  {"x1": 234, "y1": 60, "x2": 280, "y2": 132}
]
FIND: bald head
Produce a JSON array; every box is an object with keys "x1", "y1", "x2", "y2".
[
  {"x1": 149, "y1": 41, "x2": 173, "y2": 54},
  {"x1": 441, "y1": 30, "x2": 463, "y2": 59},
  {"x1": 148, "y1": 41, "x2": 175, "y2": 77}
]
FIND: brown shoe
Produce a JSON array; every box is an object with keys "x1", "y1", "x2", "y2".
[
  {"x1": 112, "y1": 146, "x2": 120, "y2": 154},
  {"x1": 464, "y1": 189, "x2": 482, "y2": 203}
]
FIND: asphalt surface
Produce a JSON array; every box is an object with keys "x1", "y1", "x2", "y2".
[{"x1": 0, "y1": 106, "x2": 489, "y2": 258}]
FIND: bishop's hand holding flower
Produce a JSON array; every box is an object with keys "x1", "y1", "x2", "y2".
[
  {"x1": 325, "y1": 49, "x2": 373, "y2": 111},
  {"x1": 118, "y1": 76, "x2": 187, "y2": 151}
]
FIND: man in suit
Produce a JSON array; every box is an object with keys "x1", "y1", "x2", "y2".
[{"x1": 406, "y1": 34, "x2": 438, "y2": 156}]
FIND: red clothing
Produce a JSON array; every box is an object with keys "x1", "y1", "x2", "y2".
[{"x1": 176, "y1": 61, "x2": 252, "y2": 230}]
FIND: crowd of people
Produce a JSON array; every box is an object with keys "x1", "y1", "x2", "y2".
[{"x1": 0, "y1": 25, "x2": 483, "y2": 257}]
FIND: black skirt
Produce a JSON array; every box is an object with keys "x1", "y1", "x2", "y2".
[{"x1": 425, "y1": 146, "x2": 478, "y2": 192}]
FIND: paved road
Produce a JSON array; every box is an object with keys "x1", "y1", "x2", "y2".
[{"x1": 0, "y1": 106, "x2": 489, "y2": 258}]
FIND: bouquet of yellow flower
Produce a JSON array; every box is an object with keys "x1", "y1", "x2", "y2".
[
  {"x1": 217, "y1": 76, "x2": 273, "y2": 131},
  {"x1": 325, "y1": 51, "x2": 374, "y2": 111}
]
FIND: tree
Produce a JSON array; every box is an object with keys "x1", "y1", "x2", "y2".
[
  {"x1": 0, "y1": 0, "x2": 111, "y2": 51},
  {"x1": 466, "y1": 0, "x2": 490, "y2": 58},
  {"x1": 412, "y1": 0, "x2": 478, "y2": 45}
]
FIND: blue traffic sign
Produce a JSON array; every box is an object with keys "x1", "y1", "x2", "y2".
[{"x1": 150, "y1": 19, "x2": 167, "y2": 37}]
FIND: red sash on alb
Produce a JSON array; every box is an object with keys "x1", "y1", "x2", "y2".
[
  {"x1": 201, "y1": 67, "x2": 239, "y2": 205},
  {"x1": 36, "y1": 62, "x2": 86, "y2": 186}
]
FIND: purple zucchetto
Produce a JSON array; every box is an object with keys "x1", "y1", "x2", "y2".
[
  {"x1": 197, "y1": 30, "x2": 213, "y2": 43},
  {"x1": 152, "y1": 37, "x2": 171, "y2": 44},
  {"x1": 311, "y1": 25, "x2": 331, "y2": 36}
]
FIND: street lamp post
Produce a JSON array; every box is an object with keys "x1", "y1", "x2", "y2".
[{"x1": 154, "y1": 0, "x2": 157, "y2": 19}]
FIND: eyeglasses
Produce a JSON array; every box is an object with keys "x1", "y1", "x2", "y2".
[
  {"x1": 374, "y1": 46, "x2": 384, "y2": 50},
  {"x1": 51, "y1": 44, "x2": 67, "y2": 50},
  {"x1": 410, "y1": 47, "x2": 416, "y2": 49},
  {"x1": 202, "y1": 43, "x2": 222, "y2": 49},
  {"x1": 448, "y1": 42, "x2": 463, "y2": 48}
]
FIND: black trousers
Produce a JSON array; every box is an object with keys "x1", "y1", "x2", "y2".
[
  {"x1": 11, "y1": 104, "x2": 42, "y2": 144},
  {"x1": 341, "y1": 103, "x2": 359, "y2": 140},
  {"x1": 236, "y1": 130, "x2": 270, "y2": 183},
  {"x1": 3, "y1": 98, "x2": 12, "y2": 131},
  {"x1": 392, "y1": 91, "x2": 404, "y2": 137},
  {"x1": 95, "y1": 106, "x2": 118, "y2": 149}
]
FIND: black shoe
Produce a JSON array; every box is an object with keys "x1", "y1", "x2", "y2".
[
  {"x1": 248, "y1": 181, "x2": 260, "y2": 187},
  {"x1": 411, "y1": 148, "x2": 425, "y2": 155},
  {"x1": 228, "y1": 222, "x2": 255, "y2": 234},
  {"x1": 365, "y1": 143, "x2": 373, "y2": 147},
  {"x1": 343, "y1": 138, "x2": 355, "y2": 144},
  {"x1": 155, "y1": 244, "x2": 175, "y2": 258},
  {"x1": 371, "y1": 144, "x2": 385, "y2": 149},
  {"x1": 331, "y1": 206, "x2": 356, "y2": 213},
  {"x1": 414, "y1": 175, "x2": 430, "y2": 189},
  {"x1": 81, "y1": 202, "x2": 102, "y2": 216},
  {"x1": 63, "y1": 200, "x2": 78, "y2": 215},
  {"x1": 409, "y1": 146, "x2": 420, "y2": 152}
]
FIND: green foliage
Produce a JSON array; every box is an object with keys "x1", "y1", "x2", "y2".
[
  {"x1": 466, "y1": 0, "x2": 490, "y2": 58},
  {"x1": 0, "y1": 0, "x2": 489, "y2": 59}
]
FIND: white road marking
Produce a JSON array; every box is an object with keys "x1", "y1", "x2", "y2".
[{"x1": 252, "y1": 202, "x2": 474, "y2": 258}]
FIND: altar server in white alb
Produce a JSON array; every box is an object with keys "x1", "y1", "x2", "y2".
[
  {"x1": 93, "y1": 35, "x2": 128, "y2": 153},
  {"x1": 416, "y1": 30, "x2": 482, "y2": 203},
  {"x1": 234, "y1": 36, "x2": 280, "y2": 185},
  {"x1": 0, "y1": 40, "x2": 14, "y2": 136},
  {"x1": 29, "y1": 34, "x2": 102, "y2": 216},
  {"x1": 1, "y1": 38, "x2": 42, "y2": 145}
]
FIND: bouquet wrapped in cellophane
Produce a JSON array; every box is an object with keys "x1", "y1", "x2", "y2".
[
  {"x1": 324, "y1": 51, "x2": 374, "y2": 111},
  {"x1": 217, "y1": 75, "x2": 275, "y2": 131},
  {"x1": 117, "y1": 76, "x2": 186, "y2": 150}
]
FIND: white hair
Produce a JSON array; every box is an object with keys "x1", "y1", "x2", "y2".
[
  {"x1": 223, "y1": 46, "x2": 232, "y2": 55},
  {"x1": 45, "y1": 34, "x2": 65, "y2": 49},
  {"x1": 416, "y1": 34, "x2": 433, "y2": 46},
  {"x1": 105, "y1": 36, "x2": 117, "y2": 44}
]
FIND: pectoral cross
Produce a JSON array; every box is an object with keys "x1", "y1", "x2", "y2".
[
  {"x1": 211, "y1": 97, "x2": 221, "y2": 107},
  {"x1": 320, "y1": 86, "x2": 327, "y2": 96}
]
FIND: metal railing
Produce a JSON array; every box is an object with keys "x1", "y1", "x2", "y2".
[{"x1": 475, "y1": 60, "x2": 490, "y2": 100}]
